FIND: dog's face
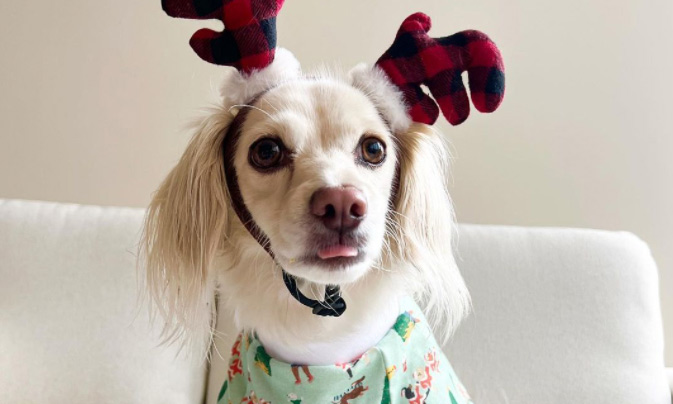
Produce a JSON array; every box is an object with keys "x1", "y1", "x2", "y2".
[{"x1": 233, "y1": 80, "x2": 398, "y2": 285}]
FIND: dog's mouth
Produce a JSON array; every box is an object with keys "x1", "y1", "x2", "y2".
[
  {"x1": 293, "y1": 233, "x2": 368, "y2": 270},
  {"x1": 299, "y1": 249, "x2": 366, "y2": 269},
  {"x1": 317, "y1": 244, "x2": 358, "y2": 259}
]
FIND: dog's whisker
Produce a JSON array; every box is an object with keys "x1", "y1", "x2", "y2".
[
  {"x1": 229, "y1": 104, "x2": 273, "y2": 119},
  {"x1": 370, "y1": 262, "x2": 392, "y2": 273},
  {"x1": 261, "y1": 97, "x2": 281, "y2": 114},
  {"x1": 210, "y1": 333, "x2": 226, "y2": 362},
  {"x1": 386, "y1": 209, "x2": 411, "y2": 222}
]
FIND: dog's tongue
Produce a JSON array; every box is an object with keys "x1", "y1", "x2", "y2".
[{"x1": 318, "y1": 245, "x2": 358, "y2": 260}]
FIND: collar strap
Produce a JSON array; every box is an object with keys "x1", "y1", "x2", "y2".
[
  {"x1": 282, "y1": 272, "x2": 346, "y2": 317},
  {"x1": 222, "y1": 106, "x2": 347, "y2": 317}
]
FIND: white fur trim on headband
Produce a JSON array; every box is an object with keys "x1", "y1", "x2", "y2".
[
  {"x1": 220, "y1": 48, "x2": 301, "y2": 108},
  {"x1": 349, "y1": 63, "x2": 412, "y2": 134}
]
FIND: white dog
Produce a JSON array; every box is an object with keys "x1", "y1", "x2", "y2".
[
  {"x1": 141, "y1": 50, "x2": 469, "y2": 364},
  {"x1": 144, "y1": 4, "x2": 504, "y2": 403}
]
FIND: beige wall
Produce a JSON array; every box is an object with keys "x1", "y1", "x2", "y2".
[{"x1": 0, "y1": 0, "x2": 671, "y2": 364}]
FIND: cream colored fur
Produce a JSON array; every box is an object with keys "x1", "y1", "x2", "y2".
[{"x1": 141, "y1": 51, "x2": 470, "y2": 364}]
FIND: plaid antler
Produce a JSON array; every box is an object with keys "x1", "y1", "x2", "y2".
[
  {"x1": 376, "y1": 13, "x2": 505, "y2": 126},
  {"x1": 162, "y1": 0, "x2": 285, "y2": 74}
]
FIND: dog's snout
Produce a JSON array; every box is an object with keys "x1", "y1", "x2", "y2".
[{"x1": 310, "y1": 186, "x2": 367, "y2": 231}]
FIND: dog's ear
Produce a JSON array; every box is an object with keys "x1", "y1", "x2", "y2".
[
  {"x1": 388, "y1": 122, "x2": 471, "y2": 341},
  {"x1": 140, "y1": 108, "x2": 233, "y2": 349}
]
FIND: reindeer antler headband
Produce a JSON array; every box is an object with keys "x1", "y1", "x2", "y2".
[
  {"x1": 163, "y1": 0, "x2": 505, "y2": 317},
  {"x1": 162, "y1": 0, "x2": 284, "y2": 73},
  {"x1": 376, "y1": 13, "x2": 505, "y2": 126}
]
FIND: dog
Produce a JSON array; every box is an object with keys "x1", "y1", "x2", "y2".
[
  {"x1": 142, "y1": 51, "x2": 469, "y2": 359},
  {"x1": 143, "y1": 2, "x2": 504, "y2": 402}
]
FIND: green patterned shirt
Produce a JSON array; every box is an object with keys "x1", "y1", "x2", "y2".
[{"x1": 218, "y1": 298, "x2": 473, "y2": 404}]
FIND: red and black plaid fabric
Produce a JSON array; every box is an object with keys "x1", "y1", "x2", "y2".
[
  {"x1": 376, "y1": 13, "x2": 505, "y2": 126},
  {"x1": 162, "y1": 0, "x2": 284, "y2": 74}
]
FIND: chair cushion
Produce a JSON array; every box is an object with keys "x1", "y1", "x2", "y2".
[
  {"x1": 444, "y1": 224, "x2": 669, "y2": 403},
  {"x1": 0, "y1": 199, "x2": 206, "y2": 404}
]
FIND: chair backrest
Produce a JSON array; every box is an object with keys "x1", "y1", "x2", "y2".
[
  {"x1": 2, "y1": 199, "x2": 668, "y2": 403},
  {"x1": 0, "y1": 199, "x2": 206, "y2": 404},
  {"x1": 444, "y1": 224, "x2": 669, "y2": 403}
]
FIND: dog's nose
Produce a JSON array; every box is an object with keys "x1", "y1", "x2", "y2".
[{"x1": 310, "y1": 186, "x2": 367, "y2": 232}]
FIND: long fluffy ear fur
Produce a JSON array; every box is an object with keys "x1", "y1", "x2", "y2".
[
  {"x1": 140, "y1": 50, "x2": 300, "y2": 353},
  {"x1": 387, "y1": 122, "x2": 471, "y2": 343},
  {"x1": 140, "y1": 107, "x2": 233, "y2": 351}
]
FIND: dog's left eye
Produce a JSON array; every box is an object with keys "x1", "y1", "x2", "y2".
[
  {"x1": 249, "y1": 138, "x2": 287, "y2": 171},
  {"x1": 359, "y1": 136, "x2": 386, "y2": 166}
]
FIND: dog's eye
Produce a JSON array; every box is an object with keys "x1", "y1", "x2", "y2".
[
  {"x1": 249, "y1": 138, "x2": 285, "y2": 170},
  {"x1": 360, "y1": 137, "x2": 386, "y2": 165}
]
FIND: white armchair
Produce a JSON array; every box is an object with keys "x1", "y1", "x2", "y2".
[{"x1": 1, "y1": 199, "x2": 670, "y2": 403}]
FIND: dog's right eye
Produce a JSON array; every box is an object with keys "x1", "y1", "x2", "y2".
[{"x1": 249, "y1": 138, "x2": 286, "y2": 171}]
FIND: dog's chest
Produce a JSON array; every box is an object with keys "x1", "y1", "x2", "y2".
[{"x1": 217, "y1": 301, "x2": 473, "y2": 404}]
